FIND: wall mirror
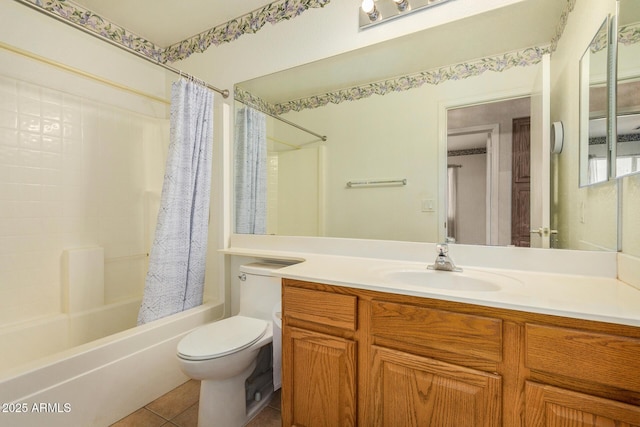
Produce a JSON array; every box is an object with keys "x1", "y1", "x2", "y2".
[
  {"x1": 616, "y1": 0, "x2": 640, "y2": 179},
  {"x1": 579, "y1": 18, "x2": 611, "y2": 187},
  {"x1": 234, "y1": 0, "x2": 618, "y2": 252}
]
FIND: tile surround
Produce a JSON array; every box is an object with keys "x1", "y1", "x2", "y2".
[{"x1": 0, "y1": 75, "x2": 166, "y2": 326}]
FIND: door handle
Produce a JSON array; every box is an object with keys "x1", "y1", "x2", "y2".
[{"x1": 530, "y1": 227, "x2": 558, "y2": 237}]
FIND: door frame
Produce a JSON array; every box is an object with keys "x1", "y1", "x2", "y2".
[{"x1": 438, "y1": 90, "x2": 533, "y2": 245}]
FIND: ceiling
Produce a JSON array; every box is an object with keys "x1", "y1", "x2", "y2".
[{"x1": 72, "y1": 0, "x2": 274, "y2": 47}]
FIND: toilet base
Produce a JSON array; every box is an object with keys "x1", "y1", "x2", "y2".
[{"x1": 196, "y1": 359, "x2": 274, "y2": 427}]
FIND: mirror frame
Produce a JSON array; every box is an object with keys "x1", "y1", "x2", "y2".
[
  {"x1": 579, "y1": 16, "x2": 615, "y2": 187},
  {"x1": 615, "y1": 0, "x2": 640, "y2": 180}
]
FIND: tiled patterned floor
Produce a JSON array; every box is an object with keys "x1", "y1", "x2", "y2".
[{"x1": 109, "y1": 379, "x2": 281, "y2": 427}]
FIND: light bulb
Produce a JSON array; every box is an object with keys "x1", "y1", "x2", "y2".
[
  {"x1": 361, "y1": 0, "x2": 379, "y2": 21},
  {"x1": 361, "y1": 0, "x2": 375, "y2": 14}
]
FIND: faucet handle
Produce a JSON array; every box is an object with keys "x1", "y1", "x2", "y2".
[{"x1": 436, "y1": 243, "x2": 449, "y2": 255}]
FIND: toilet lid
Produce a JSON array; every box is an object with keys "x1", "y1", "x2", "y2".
[{"x1": 177, "y1": 316, "x2": 268, "y2": 361}]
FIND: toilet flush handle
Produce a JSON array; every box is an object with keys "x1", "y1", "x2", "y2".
[{"x1": 238, "y1": 273, "x2": 247, "y2": 281}]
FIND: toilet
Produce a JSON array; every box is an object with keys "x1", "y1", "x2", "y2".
[{"x1": 177, "y1": 262, "x2": 285, "y2": 427}]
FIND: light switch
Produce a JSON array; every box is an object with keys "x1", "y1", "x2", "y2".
[{"x1": 421, "y1": 199, "x2": 435, "y2": 212}]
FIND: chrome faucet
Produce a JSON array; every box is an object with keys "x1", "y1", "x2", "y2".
[{"x1": 427, "y1": 243, "x2": 462, "y2": 272}]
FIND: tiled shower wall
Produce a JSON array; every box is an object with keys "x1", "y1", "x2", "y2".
[{"x1": 0, "y1": 74, "x2": 168, "y2": 326}]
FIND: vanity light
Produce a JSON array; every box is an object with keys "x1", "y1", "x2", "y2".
[
  {"x1": 361, "y1": 0, "x2": 380, "y2": 21},
  {"x1": 359, "y1": 0, "x2": 454, "y2": 30},
  {"x1": 394, "y1": 0, "x2": 410, "y2": 12}
]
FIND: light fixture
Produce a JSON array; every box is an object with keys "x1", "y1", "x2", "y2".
[
  {"x1": 359, "y1": 0, "x2": 454, "y2": 30},
  {"x1": 361, "y1": 0, "x2": 379, "y2": 22},
  {"x1": 393, "y1": 0, "x2": 409, "y2": 12}
]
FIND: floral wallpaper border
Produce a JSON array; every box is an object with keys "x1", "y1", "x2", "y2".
[
  {"x1": 163, "y1": 0, "x2": 330, "y2": 63},
  {"x1": 590, "y1": 133, "x2": 640, "y2": 145},
  {"x1": 22, "y1": 0, "x2": 331, "y2": 63},
  {"x1": 620, "y1": 22, "x2": 640, "y2": 46},
  {"x1": 237, "y1": 46, "x2": 551, "y2": 115},
  {"x1": 550, "y1": 0, "x2": 577, "y2": 53},
  {"x1": 27, "y1": 0, "x2": 165, "y2": 61},
  {"x1": 21, "y1": 0, "x2": 639, "y2": 115},
  {"x1": 448, "y1": 147, "x2": 488, "y2": 157}
]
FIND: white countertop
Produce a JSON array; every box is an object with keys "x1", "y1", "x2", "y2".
[{"x1": 223, "y1": 246, "x2": 640, "y2": 327}]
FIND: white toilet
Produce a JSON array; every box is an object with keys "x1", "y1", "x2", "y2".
[{"x1": 177, "y1": 262, "x2": 285, "y2": 427}]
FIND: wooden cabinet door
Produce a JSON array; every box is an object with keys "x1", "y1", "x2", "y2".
[
  {"x1": 526, "y1": 382, "x2": 640, "y2": 426},
  {"x1": 282, "y1": 326, "x2": 356, "y2": 427},
  {"x1": 370, "y1": 346, "x2": 502, "y2": 427}
]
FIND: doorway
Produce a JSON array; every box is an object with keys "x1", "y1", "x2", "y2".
[
  {"x1": 447, "y1": 97, "x2": 531, "y2": 246},
  {"x1": 447, "y1": 124, "x2": 499, "y2": 245}
]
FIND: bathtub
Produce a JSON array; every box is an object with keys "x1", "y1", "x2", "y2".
[{"x1": 0, "y1": 301, "x2": 223, "y2": 427}]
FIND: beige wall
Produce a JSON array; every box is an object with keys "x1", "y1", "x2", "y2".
[
  {"x1": 550, "y1": 0, "x2": 620, "y2": 252},
  {"x1": 272, "y1": 66, "x2": 538, "y2": 243}
]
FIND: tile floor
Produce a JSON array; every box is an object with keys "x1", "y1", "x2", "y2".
[{"x1": 109, "y1": 379, "x2": 281, "y2": 427}]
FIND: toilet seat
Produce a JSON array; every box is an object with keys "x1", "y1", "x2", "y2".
[{"x1": 177, "y1": 316, "x2": 268, "y2": 361}]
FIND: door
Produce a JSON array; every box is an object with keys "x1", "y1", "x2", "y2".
[
  {"x1": 526, "y1": 382, "x2": 640, "y2": 426},
  {"x1": 512, "y1": 117, "x2": 531, "y2": 247},
  {"x1": 370, "y1": 345, "x2": 501, "y2": 427},
  {"x1": 282, "y1": 326, "x2": 357, "y2": 427}
]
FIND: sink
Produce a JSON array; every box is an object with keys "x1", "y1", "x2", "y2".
[{"x1": 380, "y1": 268, "x2": 519, "y2": 292}]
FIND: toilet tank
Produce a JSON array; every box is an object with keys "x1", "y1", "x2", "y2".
[{"x1": 238, "y1": 262, "x2": 287, "y2": 321}]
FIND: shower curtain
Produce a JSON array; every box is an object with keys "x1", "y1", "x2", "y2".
[
  {"x1": 447, "y1": 165, "x2": 459, "y2": 242},
  {"x1": 137, "y1": 79, "x2": 214, "y2": 325},
  {"x1": 234, "y1": 106, "x2": 267, "y2": 234}
]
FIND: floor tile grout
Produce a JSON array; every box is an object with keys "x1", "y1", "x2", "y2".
[{"x1": 110, "y1": 380, "x2": 281, "y2": 427}]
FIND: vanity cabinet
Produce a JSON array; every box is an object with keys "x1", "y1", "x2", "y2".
[
  {"x1": 281, "y1": 279, "x2": 640, "y2": 427},
  {"x1": 524, "y1": 324, "x2": 640, "y2": 426},
  {"x1": 282, "y1": 284, "x2": 358, "y2": 426},
  {"x1": 369, "y1": 300, "x2": 502, "y2": 426}
]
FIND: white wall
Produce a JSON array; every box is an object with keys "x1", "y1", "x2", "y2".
[{"x1": 454, "y1": 155, "x2": 487, "y2": 245}]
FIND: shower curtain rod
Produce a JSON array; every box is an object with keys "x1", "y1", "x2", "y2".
[
  {"x1": 236, "y1": 99, "x2": 327, "y2": 142},
  {"x1": 0, "y1": 40, "x2": 171, "y2": 104},
  {"x1": 12, "y1": 0, "x2": 229, "y2": 99}
]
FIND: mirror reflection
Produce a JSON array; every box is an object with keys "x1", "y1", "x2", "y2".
[
  {"x1": 616, "y1": 0, "x2": 640, "y2": 178},
  {"x1": 579, "y1": 18, "x2": 609, "y2": 186},
  {"x1": 234, "y1": 0, "x2": 618, "y2": 251},
  {"x1": 446, "y1": 98, "x2": 533, "y2": 247}
]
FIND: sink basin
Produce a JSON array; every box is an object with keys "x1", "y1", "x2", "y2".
[{"x1": 380, "y1": 268, "x2": 518, "y2": 292}]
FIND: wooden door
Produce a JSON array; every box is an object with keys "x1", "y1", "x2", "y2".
[
  {"x1": 370, "y1": 346, "x2": 501, "y2": 427},
  {"x1": 512, "y1": 117, "x2": 531, "y2": 247},
  {"x1": 526, "y1": 382, "x2": 640, "y2": 426},
  {"x1": 282, "y1": 326, "x2": 357, "y2": 427}
]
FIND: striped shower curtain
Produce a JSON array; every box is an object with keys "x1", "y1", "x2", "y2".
[{"x1": 137, "y1": 79, "x2": 214, "y2": 325}]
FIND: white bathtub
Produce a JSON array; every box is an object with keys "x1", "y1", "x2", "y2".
[{"x1": 0, "y1": 301, "x2": 223, "y2": 427}]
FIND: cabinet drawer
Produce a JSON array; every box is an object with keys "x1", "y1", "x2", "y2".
[
  {"x1": 371, "y1": 300, "x2": 503, "y2": 362},
  {"x1": 526, "y1": 323, "x2": 640, "y2": 392},
  {"x1": 283, "y1": 286, "x2": 357, "y2": 331}
]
